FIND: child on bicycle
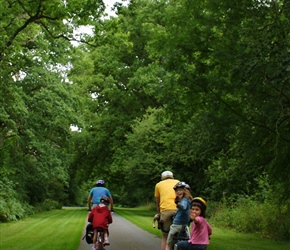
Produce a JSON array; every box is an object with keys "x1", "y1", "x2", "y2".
[
  {"x1": 88, "y1": 195, "x2": 113, "y2": 248},
  {"x1": 175, "y1": 197, "x2": 212, "y2": 250},
  {"x1": 165, "y1": 182, "x2": 192, "y2": 250}
]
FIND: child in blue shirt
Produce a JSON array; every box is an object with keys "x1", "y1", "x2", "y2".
[{"x1": 165, "y1": 182, "x2": 192, "y2": 250}]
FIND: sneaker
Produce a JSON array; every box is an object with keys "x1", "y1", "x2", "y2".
[{"x1": 104, "y1": 239, "x2": 110, "y2": 245}]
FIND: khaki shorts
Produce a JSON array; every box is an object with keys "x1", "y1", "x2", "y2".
[
  {"x1": 167, "y1": 224, "x2": 184, "y2": 246},
  {"x1": 160, "y1": 210, "x2": 176, "y2": 233}
]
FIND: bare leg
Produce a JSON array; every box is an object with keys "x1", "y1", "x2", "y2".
[
  {"x1": 161, "y1": 232, "x2": 168, "y2": 250},
  {"x1": 93, "y1": 231, "x2": 97, "y2": 247},
  {"x1": 104, "y1": 231, "x2": 110, "y2": 245}
]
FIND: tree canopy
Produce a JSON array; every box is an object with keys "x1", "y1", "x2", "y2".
[{"x1": 1, "y1": 0, "x2": 290, "y2": 228}]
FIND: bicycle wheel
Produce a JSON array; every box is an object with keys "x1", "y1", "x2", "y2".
[
  {"x1": 97, "y1": 232, "x2": 104, "y2": 250},
  {"x1": 98, "y1": 242, "x2": 104, "y2": 250}
]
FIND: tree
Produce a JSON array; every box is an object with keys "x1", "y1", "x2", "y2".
[
  {"x1": 67, "y1": 3, "x2": 166, "y2": 201},
  {"x1": 0, "y1": 0, "x2": 106, "y2": 218}
]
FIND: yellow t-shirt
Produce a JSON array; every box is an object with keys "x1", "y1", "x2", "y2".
[{"x1": 154, "y1": 179, "x2": 179, "y2": 212}]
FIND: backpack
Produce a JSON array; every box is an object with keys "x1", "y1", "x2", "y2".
[{"x1": 83, "y1": 223, "x2": 94, "y2": 244}]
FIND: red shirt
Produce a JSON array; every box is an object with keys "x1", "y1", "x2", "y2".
[{"x1": 88, "y1": 204, "x2": 112, "y2": 230}]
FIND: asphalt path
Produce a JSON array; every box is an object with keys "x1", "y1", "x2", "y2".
[{"x1": 78, "y1": 212, "x2": 161, "y2": 250}]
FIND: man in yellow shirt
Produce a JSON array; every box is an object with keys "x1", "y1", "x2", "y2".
[{"x1": 155, "y1": 171, "x2": 179, "y2": 250}]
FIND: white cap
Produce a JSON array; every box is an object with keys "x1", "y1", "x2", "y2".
[{"x1": 161, "y1": 170, "x2": 173, "y2": 180}]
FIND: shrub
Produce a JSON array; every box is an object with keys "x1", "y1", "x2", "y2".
[
  {"x1": 34, "y1": 199, "x2": 63, "y2": 212},
  {"x1": 0, "y1": 179, "x2": 34, "y2": 222},
  {"x1": 260, "y1": 201, "x2": 290, "y2": 240},
  {"x1": 210, "y1": 196, "x2": 290, "y2": 240}
]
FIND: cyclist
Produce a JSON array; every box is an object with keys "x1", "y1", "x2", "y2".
[
  {"x1": 88, "y1": 195, "x2": 113, "y2": 248},
  {"x1": 175, "y1": 197, "x2": 212, "y2": 250},
  {"x1": 154, "y1": 170, "x2": 179, "y2": 250},
  {"x1": 165, "y1": 181, "x2": 192, "y2": 250},
  {"x1": 88, "y1": 180, "x2": 114, "y2": 211}
]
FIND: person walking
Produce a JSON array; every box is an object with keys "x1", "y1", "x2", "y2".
[
  {"x1": 88, "y1": 179, "x2": 114, "y2": 211},
  {"x1": 155, "y1": 170, "x2": 179, "y2": 250}
]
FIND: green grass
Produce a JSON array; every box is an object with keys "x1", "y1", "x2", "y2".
[
  {"x1": 0, "y1": 208, "x2": 87, "y2": 250},
  {"x1": 115, "y1": 205, "x2": 162, "y2": 237},
  {"x1": 1, "y1": 206, "x2": 289, "y2": 250},
  {"x1": 115, "y1": 206, "x2": 290, "y2": 250}
]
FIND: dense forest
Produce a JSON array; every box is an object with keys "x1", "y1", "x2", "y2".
[{"x1": 1, "y1": 0, "x2": 290, "y2": 239}]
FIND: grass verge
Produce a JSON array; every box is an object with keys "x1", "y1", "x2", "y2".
[
  {"x1": 0, "y1": 208, "x2": 87, "y2": 250},
  {"x1": 115, "y1": 205, "x2": 162, "y2": 237},
  {"x1": 115, "y1": 206, "x2": 290, "y2": 250},
  {"x1": 1, "y1": 206, "x2": 289, "y2": 250}
]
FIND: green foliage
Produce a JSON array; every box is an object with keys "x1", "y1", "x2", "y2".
[
  {"x1": 111, "y1": 107, "x2": 173, "y2": 206},
  {"x1": 67, "y1": 0, "x2": 290, "y2": 211},
  {"x1": 211, "y1": 197, "x2": 290, "y2": 241},
  {"x1": 1, "y1": 0, "x2": 290, "y2": 238},
  {"x1": 34, "y1": 199, "x2": 63, "y2": 212},
  {"x1": 0, "y1": 179, "x2": 34, "y2": 222},
  {"x1": 0, "y1": 0, "x2": 103, "y2": 220}
]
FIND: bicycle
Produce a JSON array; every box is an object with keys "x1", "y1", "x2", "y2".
[
  {"x1": 95, "y1": 228, "x2": 106, "y2": 250},
  {"x1": 152, "y1": 214, "x2": 190, "y2": 250},
  {"x1": 171, "y1": 225, "x2": 190, "y2": 250},
  {"x1": 82, "y1": 224, "x2": 110, "y2": 250}
]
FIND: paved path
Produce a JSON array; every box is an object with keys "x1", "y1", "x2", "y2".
[{"x1": 78, "y1": 212, "x2": 161, "y2": 250}]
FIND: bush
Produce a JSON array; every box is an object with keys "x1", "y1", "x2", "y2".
[
  {"x1": 261, "y1": 201, "x2": 290, "y2": 240},
  {"x1": 0, "y1": 179, "x2": 34, "y2": 222},
  {"x1": 34, "y1": 199, "x2": 63, "y2": 212},
  {"x1": 210, "y1": 197, "x2": 290, "y2": 240},
  {"x1": 0, "y1": 179, "x2": 61, "y2": 221}
]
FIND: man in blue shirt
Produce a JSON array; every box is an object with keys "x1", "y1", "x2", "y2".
[{"x1": 88, "y1": 180, "x2": 114, "y2": 211}]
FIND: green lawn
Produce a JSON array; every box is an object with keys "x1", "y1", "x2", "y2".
[
  {"x1": 0, "y1": 208, "x2": 87, "y2": 250},
  {"x1": 1, "y1": 206, "x2": 289, "y2": 250},
  {"x1": 115, "y1": 206, "x2": 290, "y2": 250}
]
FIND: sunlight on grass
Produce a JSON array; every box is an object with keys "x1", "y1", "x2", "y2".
[{"x1": 0, "y1": 208, "x2": 88, "y2": 250}]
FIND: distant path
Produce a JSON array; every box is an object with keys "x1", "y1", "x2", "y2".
[{"x1": 78, "y1": 212, "x2": 161, "y2": 250}]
